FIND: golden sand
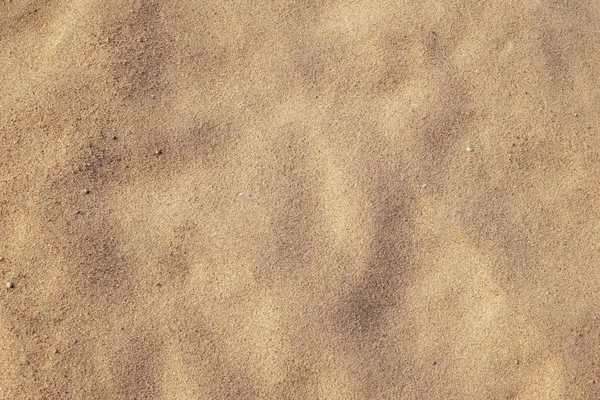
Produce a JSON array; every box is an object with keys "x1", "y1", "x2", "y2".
[{"x1": 2, "y1": 1, "x2": 600, "y2": 398}]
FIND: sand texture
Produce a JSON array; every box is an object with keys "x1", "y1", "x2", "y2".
[{"x1": 2, "y1": 1, "x2": 600, "y2": 398}]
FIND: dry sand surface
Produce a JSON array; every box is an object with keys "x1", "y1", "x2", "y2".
[{"x1": 2, "y1": 0, "x2": 600, "y2": 398}]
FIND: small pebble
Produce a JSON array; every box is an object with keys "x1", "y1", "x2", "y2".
[
  {"x1": 466, "y1": 146, "x2": 473, "y2": 152},
  {"x1": 6, "y1": 282, "x2": 13, "y2": 289},
  {"x1": 76, "y1": 210, "x2": 82, "y2": 215},
  {"x1": 422, "y1": 184, "x2": 427, "y2": 188},
  {"x1": 0, "y1": 257, "x2": 4, "y2": 262},
  {"x1": 154, "y1": 149, "x2": 163, "y2": 155},
  {"x1": 238, "y1": 192, "x2": 244, "y2": 197},
  {"x1": 83, "y1": 188, "x2": 90, "y2": 194}
]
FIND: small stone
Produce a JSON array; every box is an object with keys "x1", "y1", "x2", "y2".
[
  {"x1": 0, "y1": 257, "x2": 4, "y2": 262},
  {"x1": 6, "y1": 282, "x2": 13, "y2": 289},
  {"x1": 76, "y1": 210, "x2": 82, "y2": 215},
  {"x1": 466, "y1": 146, "x2": 474, "y2": 152},
  {"x1": 154, "y1": 149, "x2": 163, "y2": 155},
  {"x1": 237, "y1": 192, "x2": 244, "y2": 197},
  {"x1": 83, "y1": 188, "x2": 90, "y2": 194},
  {"x1": 422, "y1": 184, "x2": 427, "y2": 188}
]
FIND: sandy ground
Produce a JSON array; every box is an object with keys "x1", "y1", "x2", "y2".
[{"x1": 2, "y1": 0, "x2": 600, "y2": 398}]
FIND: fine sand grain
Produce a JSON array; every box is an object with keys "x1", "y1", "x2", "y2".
[{"x1": 2, "y1": 1, "x2": 600, "y2": 399}]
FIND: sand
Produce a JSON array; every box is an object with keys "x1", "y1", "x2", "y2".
[{"x1": 2, "y1": 0, "x2": 600, "y2": 398}]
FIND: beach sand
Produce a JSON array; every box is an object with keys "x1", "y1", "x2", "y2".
[{"x1": 2, "y1": 1, "x2": 600, "y2": 398}]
